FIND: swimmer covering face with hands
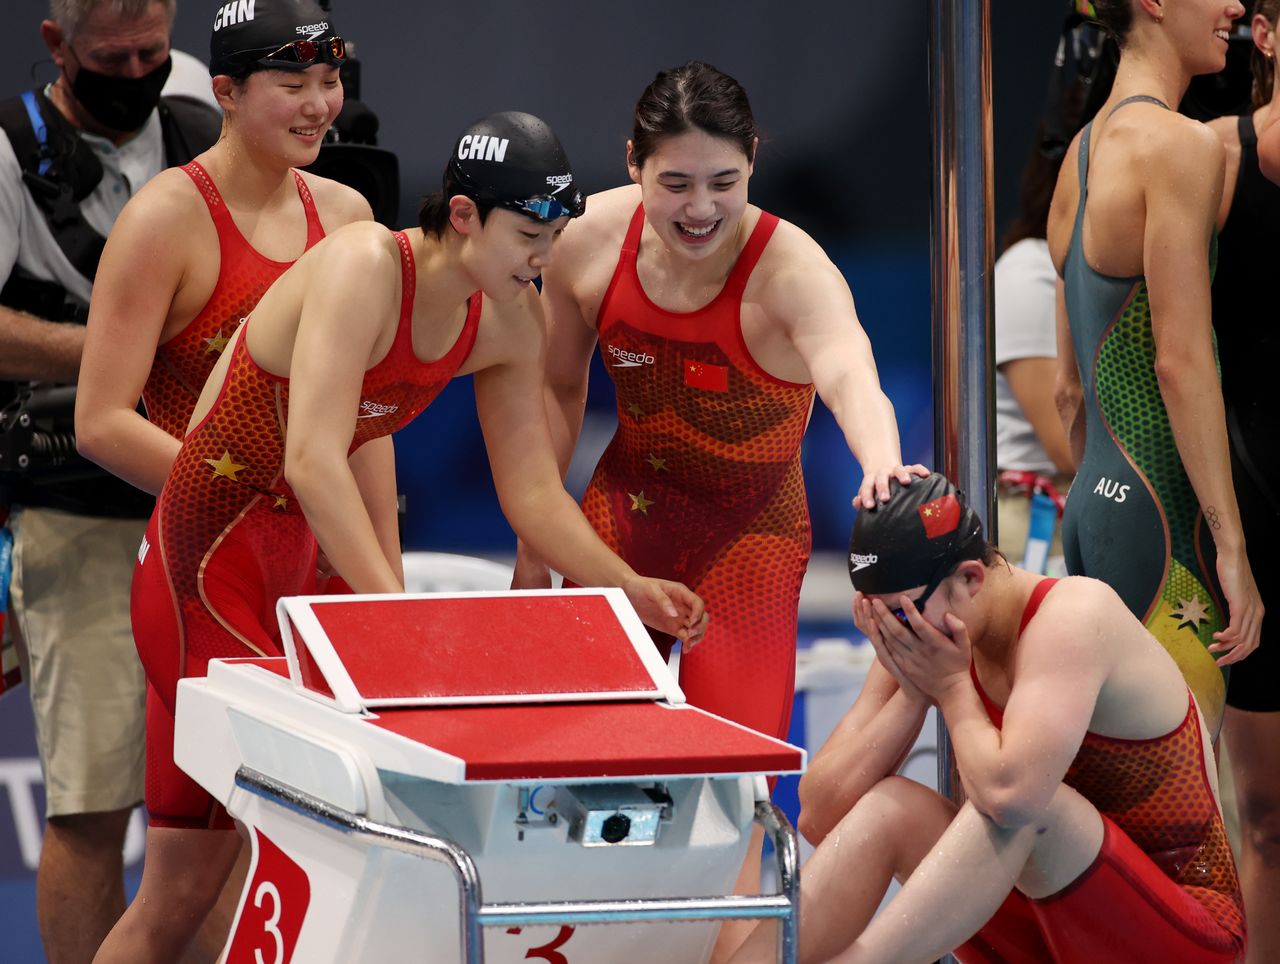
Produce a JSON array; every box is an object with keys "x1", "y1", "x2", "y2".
[
  {"x1": 103, "y1": 111, "x2": 705, "y2": 964},
  {"x1": 731, "y1": 473, "x2": 1243, "y2": 964}
]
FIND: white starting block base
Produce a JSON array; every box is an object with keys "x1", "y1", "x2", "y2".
[{"x1": 177, "y1": 589, "x2": 804, "y2": 963}]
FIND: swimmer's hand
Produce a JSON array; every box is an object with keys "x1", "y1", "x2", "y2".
[
  {"x1": 856, "y1": 463, "x2": 931, "y2": 510},
  {"x1": 512, "y1": 538, "x2": 553, "y2": 590},
  {"x1": 861, "y1": 592, "x2": 971, "y2": 703},
  {"x1": 1210, "y1": 548, "x2": 1263, "y2": 666},
  {"x1": 623, "y1": 576, "x2": 709, "y2": 649},
  {"x1": 853, "y1": 592, "x2": 928, "y2": 706}
]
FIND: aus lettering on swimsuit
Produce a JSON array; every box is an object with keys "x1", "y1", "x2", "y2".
[{"x1": 1093, "y1": 476, "x2": 1131, "y2": 504}]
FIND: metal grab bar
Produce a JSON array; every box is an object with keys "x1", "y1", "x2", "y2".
[{"x1": 234, "y1": 766, "x2": 799, "y2": 963}]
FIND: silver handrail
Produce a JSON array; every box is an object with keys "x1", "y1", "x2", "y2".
[{"x1": 234, "y1": 766, "x2": 799, "y2": 963}]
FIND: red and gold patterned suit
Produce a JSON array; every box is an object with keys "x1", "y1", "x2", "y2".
[
  {"x1": 579, "y1": 205, "x2": 815, "y2": 740},
  {"x1": 132, "y1": 231, "x2": 480, "y2": 827},
  {"x1": 141, "y1": 161, "x2": 325, "y2": 438},
  {"x1": 958, "y1": 580, "x2": 1245, "y2": 963}
]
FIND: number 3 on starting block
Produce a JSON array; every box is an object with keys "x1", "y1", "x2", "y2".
[{"x1": 225, "y1": 829, "x2": 311, "y2": 964}]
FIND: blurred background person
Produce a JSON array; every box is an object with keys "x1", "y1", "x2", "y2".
[
  {"x1": 1207, "y1": 3, "x2": 1280, "y2": 958},
  {"x1": 0, "y1": 1, "x2": 218, "y2": 960}
]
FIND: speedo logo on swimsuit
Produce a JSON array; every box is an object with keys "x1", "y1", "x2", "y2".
[
  {"x1": 358, "y1": 400, "x2": 399, "y2": 419},
  {"x1": 295, "y1": 21, "x2": 330, "y2": 35},
  {"x1": 1092, "y1": 476, "x2": 1131, "y2": 504},
  {"x1": 457, "y1": 135, "x2": 510, "y2": 163},
  {"x1": 138, "y1": 535, "x2": 151, "y2": 566},
  {"x1": 849, "y1": 552, "x2": 878, "y2": 572},
  {"x1": 212, "y1": 0, "x2": 255, "y2": 30},
  {"x1": 606, "y1": 344, "x2": 655, "y2": 369}
]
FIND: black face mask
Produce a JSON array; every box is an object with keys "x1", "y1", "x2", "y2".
[{"x1": 68, "y1": 51, "x2": 172, "y2": 133}]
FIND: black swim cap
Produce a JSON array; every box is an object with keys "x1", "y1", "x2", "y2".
[
  {"x1": 445, "y1": 112, "x2": 585, "y2": 223},
  {"x1": 848, "y1": 472, "x2": 985, "y2": 596},
  {"x1": 209, "y1": 0, "x2": 339, "y2": 77}
]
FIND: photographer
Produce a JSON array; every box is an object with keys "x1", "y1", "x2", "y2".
[{"x1": 0, "y1": 1, "x2": 218, "y2": 959}]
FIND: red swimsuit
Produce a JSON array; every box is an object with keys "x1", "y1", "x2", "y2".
[
  {"x1": 132, "y1": 231, "x2": 481, "y2": 828},
  {"x1": 142, "y1": 161, "x2": 325, "y2": 438},
  {"x1": 958, "y1": 580, "x2": 1245, "y2": 963},
  {"x1": 577, "y1": 205, "x2": 815, "y2": 741}
]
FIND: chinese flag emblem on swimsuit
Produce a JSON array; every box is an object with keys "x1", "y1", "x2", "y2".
[
  {"x1": 918, "y1": 495, "x2": 962, "y2": 539},
  {"x1": 684, "y1": 360, "x2": 729, "y2": 392}
]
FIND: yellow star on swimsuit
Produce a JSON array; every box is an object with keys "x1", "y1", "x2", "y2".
[
  {"x1": 629, "y1": 491, "x2": 655, "y2": 515},
  {"x1": 1170, "y1": 596, "x2": 1211, "y2": 632},
  {"x1": 646, "y1": 454, "x2": 668, "y2": 472},
  {"x1": 205, "y1": 451, "x2": 247, "y2": 481},
  {"x1": 273, "y1": 495, "x2": 289, "y2": 509},
  {"x1": 204, "y1": 329, "x2": 230, "y2": 354},
  {"x1": 628, "y1": 403, "x2": 644, "y2": 418}
]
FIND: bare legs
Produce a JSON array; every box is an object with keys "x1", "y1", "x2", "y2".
[
  {"x1": 1224, "y1": 707, "x2": 1280, "y2": 964},
  {"x1": 731, "y1": 777, "x2": 1104, "y2": 964},
  {"x1": 37, "y1": 809, "x2": 134, "y2": 964},
  {"x1": 93, "y1": 826, "x2": 242, "y2": 964}
]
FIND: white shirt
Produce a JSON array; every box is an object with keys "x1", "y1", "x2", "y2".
[
  {"x1": 994, "y1": 238, "x2": 1058, "y2": 474},
  {"x1": 0, "y1": 87, "x2": 165, "y2": 307}
]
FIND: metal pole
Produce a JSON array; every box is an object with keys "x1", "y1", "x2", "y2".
[{"x1": 928, "y1": 0, "x2": 995, "y2": 806}]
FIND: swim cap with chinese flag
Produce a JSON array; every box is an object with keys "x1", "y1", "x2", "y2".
[
  {"x1": 918, "y1": 493, "x2": 962, "y2": 539},
  {"x1": 847, "y1": 472, "x2": 985, "y2": 596}
]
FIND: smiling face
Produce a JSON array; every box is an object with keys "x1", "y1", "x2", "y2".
[
  {"x1": 1165, "y1": 0, "x2": 1248, "y2": 74},
  {"x1": 627, "y1": 128, "x2": 754, "y2": 262},
  {"x1": 219, "y1": 65, "x2": 343, "y2": 166},
  {"x1": 457, "y1": 206, "x2": 568, "y2": 302}
]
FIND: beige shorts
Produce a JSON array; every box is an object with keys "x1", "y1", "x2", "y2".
[
  {"x1": 996, "y1": 479, "x2": 1068, "y2": 574},
  {"x1": 8, "y1": 506, "x2": 147, "y2": 818}
]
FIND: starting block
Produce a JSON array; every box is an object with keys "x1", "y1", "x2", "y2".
[{"x1": 175, "y1": 588, "x2": 805, "y2": 963}]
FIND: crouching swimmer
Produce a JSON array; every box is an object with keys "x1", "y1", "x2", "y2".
[{"x1": 731, "y1": 472, "x2": 1244, "y2": 963}]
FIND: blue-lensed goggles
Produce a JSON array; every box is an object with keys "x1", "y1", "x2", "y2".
[{"x1": 506, "y1": 193, "x2": 582, "y2": 223}]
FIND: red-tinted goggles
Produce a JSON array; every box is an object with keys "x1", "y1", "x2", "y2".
[{"x1": 257, "y1": 36, "x2": 347, "y2": 71}]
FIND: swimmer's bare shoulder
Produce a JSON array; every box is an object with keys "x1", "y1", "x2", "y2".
[
  {"x1": 294, "y1": 168, "x2": 374, "y2": 223},
  {"x1": 108, "y1": 165, "x2": 212, "y2": 250},
  {"x1": 268, "y1": 220, "x2": 401, "y2": 328},
  {"x1": 746, "y1": 213, "x2": 857, "y2": 323},
  {"x1": 547, "y1": 184, "x2": 641, "y2": 313}
]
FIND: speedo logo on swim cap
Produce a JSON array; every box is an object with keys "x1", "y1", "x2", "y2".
[
  {"x1": 546, "y1": 173, "x2": 573, "y2": 194},
  {"x1": 607, "y1": 344, "x2": 655, "y2": 369},
  {"x1": 457, "y1": 135, "x2": 510, "y2": 162},
  {"x1": 849, "y1": 552, "x2": 878, "y2": 573},
  {"x1": 212, "y1": 0, "x2": 256, "y2": 30},
  {"x1": 296, "y1": 21, "x2": 330, "y2": 34}
]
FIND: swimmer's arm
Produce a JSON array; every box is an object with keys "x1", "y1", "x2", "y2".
[
  {"x1": 1004, "y1": 358, "x2": 1074, "y2": 474},
  {"x1": 75, "y1": 182, "x2": 192, "y2": 493},
  {"x1": 1144, "y1": 129, "x2": 1262, "y2": 657},
  {"x1": 935, "y1": 609, "x2": 1102, "y2": 828},
  {"x1": 476, "y1": 295, "x2": 705, "y2": 642},
  {"x1": 1052, "y1": 278, "x2": 1085, "y2": 468},
  {"x1": 771, "y1": 257, "x2": 926, "y2": 508},
  {"x1": 798, "y1": 659, "x2": 929, "y2": 845},
  {"x1": 538, "y1": 252, "x2": 599, "y2": 480},
  {"x1": 284, "y1": 228, "x2": 404, "y2": 594},
  {"x1": 347, "y1": 435, "x2": 403, "y2": 586},
  {"x1": 512, "y1": 235, "x2": 600, "y2": 587}
]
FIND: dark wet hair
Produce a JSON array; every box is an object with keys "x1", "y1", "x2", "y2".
[
  {"x1": 631, "y1": 61, "x2": 758, "y2": 168},
  {"x1": 1090, "y1": 0, "x2": 1134, "y2": 46},
  {"x1": 1253, "y1": 0, "x2": 1280, "y2": 109}
]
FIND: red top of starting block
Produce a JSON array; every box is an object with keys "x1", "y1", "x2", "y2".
[{"x1": 276, "y1": 590, "x2": 682, "y2": 712}]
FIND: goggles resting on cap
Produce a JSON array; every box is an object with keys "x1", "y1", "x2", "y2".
[
  {"x1": 504, "y1": 193, "x2": 582, "y2": 223},
  {"x1": 256, "y1": 36, "x2": 346, "y2": 71}
]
